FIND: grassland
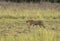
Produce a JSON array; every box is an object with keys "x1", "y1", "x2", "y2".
[{"x1": 0, "y1": 2, "x2": 60, "y2": 41}]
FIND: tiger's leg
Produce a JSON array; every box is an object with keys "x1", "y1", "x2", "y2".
[{"x1": 41, "y1": 24, "x2": 45, "y2": 28}]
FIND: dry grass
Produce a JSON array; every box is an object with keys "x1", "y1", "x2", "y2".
[{"x1": 0, "y1": 1, "x2": 60, "y2": 41}]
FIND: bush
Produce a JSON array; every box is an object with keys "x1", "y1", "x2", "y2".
[{"x1": 1, "y1": 0, "x2": 60, "y2": 3}]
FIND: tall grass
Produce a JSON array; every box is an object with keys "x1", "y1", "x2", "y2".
[{"x1": 0, "y1": 2, "x2": 60, "y2": 41}]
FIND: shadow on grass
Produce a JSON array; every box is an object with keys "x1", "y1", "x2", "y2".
[{"x1": 0, "y1": 15, "x2": 26, "y2": 19}]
